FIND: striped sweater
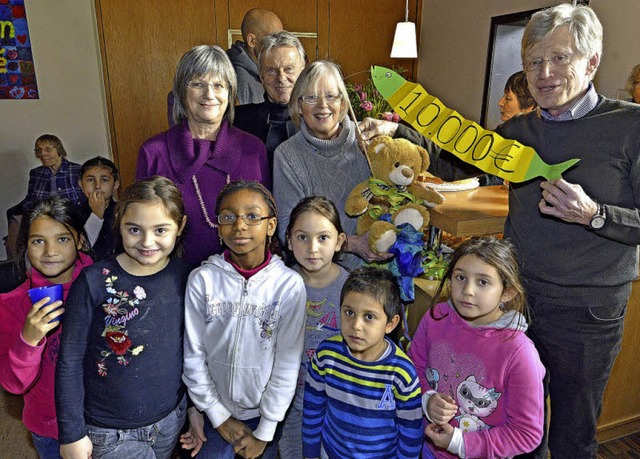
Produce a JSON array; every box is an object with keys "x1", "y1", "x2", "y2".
[{"x1": 302, "y1": 335, "x2": 422, "y2": 459}]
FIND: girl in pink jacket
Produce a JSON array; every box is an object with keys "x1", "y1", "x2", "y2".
[
  {"x1": 0, "y1": 197, "x2": 92, "y2": 458},
  {"x1": 408, "y1": 237, "x2": 545, "y2": 458}
]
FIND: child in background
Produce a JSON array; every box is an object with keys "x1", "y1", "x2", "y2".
[
  {"x1": 303, "y1": 267, "x2": 423, "y2": 459},
  {"x1": 56, "y1": 177, "x2": 202, "y2": 458},
  {"x1": 183, "y1": 180, "x2": 306, "y2": 459},
  {"x1": 78, "y1": 156, "x2": 120, "y2": 260},
  {"x1": 408, "y1": 237, "x2": 544, "y2": 458},
  {"x1": 278, "y1": 196, "x2": 349, "y2": 458},
  {"x1": 0, "y1": 197, "x2": 93, "y2": 458}
]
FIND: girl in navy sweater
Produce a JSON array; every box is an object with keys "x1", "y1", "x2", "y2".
[{"x1": 56, "y1": 177, "x2": 201, "y2": 458}]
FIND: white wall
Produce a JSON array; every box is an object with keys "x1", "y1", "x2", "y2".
[
  {"x1": 0, "y1": 0, "x2": 110, "y2": 258},
  {"x1": 418, "y1": 0, "x2": 640, "y2": 120},
  {"x1": 590, "y1": 0, "x2": 640, "y2": 100}
]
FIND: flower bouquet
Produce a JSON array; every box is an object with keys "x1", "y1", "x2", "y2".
[{"x1": 347, "y1": 68, "x2": 407, "y2": 121}]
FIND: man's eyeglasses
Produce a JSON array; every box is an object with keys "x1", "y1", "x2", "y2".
[
  {"x1": 217, "y1": 213, "x2": 272, "y2": 226},
  {"x1": 187, "y1": 80, "x2": 228, "y2": 93},
  {"x1": 524, "y1": 53, "x2": 576, "y2": 73},
  {"x1": 300, "y1": 93, "x2": 343, "y2": 105},
  {"x1": 34, "y1": 146, "x2": 57, "y2": 154}
]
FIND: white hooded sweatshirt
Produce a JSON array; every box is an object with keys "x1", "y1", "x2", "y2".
[{"x1": 183, "y1": 253, "x2": 306, "y2": 442}]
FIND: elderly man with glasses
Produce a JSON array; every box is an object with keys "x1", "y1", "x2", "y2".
[
  {"x1": 361, "y1": 4, "x2": 640, "y2": 458},
  {"x1": 234, "y1": 31, "x2": 306, "y2": 169}
]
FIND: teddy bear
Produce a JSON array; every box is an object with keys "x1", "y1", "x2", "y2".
[{"x1": 345, "y1": 135, "x2": 445, "y2": 255}]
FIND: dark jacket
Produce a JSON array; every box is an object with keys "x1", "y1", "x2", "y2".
[{"x1": 234, "y1": 99, "x2": 298, "y2": 168}]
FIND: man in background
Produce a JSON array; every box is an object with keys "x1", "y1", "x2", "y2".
[
  {"x1": 234, "y1": 31, "x2": 306, "y2": 168},
  {"x1": 227, "y1": 8, "x2": 283, "y2": 105}
]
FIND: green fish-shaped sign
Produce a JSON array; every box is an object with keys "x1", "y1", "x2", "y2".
[{"x1": 371, "y1": 66, "x2": 579, "y2": 182}]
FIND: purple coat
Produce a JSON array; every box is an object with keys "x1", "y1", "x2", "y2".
[{"x1": 136, "y1": 120, "x2": 269, "y2": 266}]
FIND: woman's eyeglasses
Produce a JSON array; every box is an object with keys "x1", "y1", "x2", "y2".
[
  {"x1": 187, "y1": 80, "x2": 228, "y2": 93},
  {"x1": 299, "y1": 93, "x2": 343, "y2": 105}
]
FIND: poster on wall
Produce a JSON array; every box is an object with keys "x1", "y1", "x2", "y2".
[{"x1": 0, "y1": 0, "x2": 38, "y2": 99}]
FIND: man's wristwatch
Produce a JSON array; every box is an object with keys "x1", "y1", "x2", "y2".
[{"x1": 589, "y1": 202, "x2": 606, "y2": 229}]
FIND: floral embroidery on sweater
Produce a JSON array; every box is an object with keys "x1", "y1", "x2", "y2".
[{"x1": 97, "y1": 268, "x2": 145, "y2": 376}]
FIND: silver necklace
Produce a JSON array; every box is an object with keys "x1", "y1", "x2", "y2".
[{"x1": 191, "y1": 174, "x2": 231, "y2": 229}]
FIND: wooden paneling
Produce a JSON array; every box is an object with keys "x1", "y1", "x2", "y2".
[
  {"x1": 597, "y1": 276, "x2": 640, "y2": 441},
  {"x1": 213, "y1": 0, "x2": 423, "y2": 85},
  {"x1": 327, "y1": 0, "x2": 421, "y2": 85}
]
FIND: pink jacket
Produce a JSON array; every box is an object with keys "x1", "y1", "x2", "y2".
[
  {"x1": 408, "y1": 301, "x2": 545, "y2": 458},
  {"x1": 0, "y1": 253, "x2": 92, "y2": 438}
]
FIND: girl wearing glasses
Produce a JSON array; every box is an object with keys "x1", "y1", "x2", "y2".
[
  {"x1": 137, "y1": 45, "x2": 270, "y2": 268},
  {"x1": 183, "y1": 180, "x2": 306, "y2": 459},
  {"x1": 273, "y1": 60, "x2": 387, "y2": 271}
]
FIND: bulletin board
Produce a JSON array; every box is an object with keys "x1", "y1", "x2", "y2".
[{"x1": 0, "y1": 0, "x2": 38, "y2": 99}]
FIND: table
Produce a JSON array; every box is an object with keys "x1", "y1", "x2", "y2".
[{"x1": 429, "y1": 185, "x2": 509, "y2": 237}]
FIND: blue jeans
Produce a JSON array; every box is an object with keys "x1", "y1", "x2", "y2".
[
  {"x1": 87, "y1": 395, "x2": 187, "y2": 459},
  {"x1": 197, "y1": 415, "x2": 282, "y2": 459},
  {"x1": 31, "y1": 433, "x2": 62, "y2": 459},
  {"x1": 516, "y1": 296, "x2": 627, "y2": 459}
]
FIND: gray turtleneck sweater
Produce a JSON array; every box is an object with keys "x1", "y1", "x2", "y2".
[{"x1": 273, "y1": 118, "x2": 371, "y2": 271}]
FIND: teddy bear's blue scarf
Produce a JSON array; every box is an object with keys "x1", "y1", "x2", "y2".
[{"x1": 379, "y1": 214, "x2": 425, "y2": 302}]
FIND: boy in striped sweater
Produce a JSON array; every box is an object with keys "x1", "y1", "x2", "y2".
[{"x1": 302, "y1": 267, "x2": 423, "y2": 459}]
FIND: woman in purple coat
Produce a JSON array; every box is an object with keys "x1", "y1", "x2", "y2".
[{"x1": 137, "y1": 45, "x2": 269, "y2": 267}]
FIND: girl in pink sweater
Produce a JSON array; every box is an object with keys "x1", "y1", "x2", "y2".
[
  {"x1": 408, "y1": 237, "x2": 545, "y2": 458},
  {"x1": 0, "y1": 197, "x2": 92, "y2": 458}
]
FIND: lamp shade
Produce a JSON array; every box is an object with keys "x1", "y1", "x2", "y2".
[{"x1": 390, "y1": 21, "x2": 417, "y2": 58}]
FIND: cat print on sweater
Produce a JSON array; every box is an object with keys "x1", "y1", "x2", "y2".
[{"x1": 454, "y1": 375, "x2": 501, "y2": 432}]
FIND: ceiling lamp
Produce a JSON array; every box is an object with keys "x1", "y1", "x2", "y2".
[{"x1": 390, "y1": 0, "x2": 418, "y2": 58}]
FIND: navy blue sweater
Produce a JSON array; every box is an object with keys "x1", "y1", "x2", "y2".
[{"x1": 56, "y1": 257, "x2": 189, "y2": 443}]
